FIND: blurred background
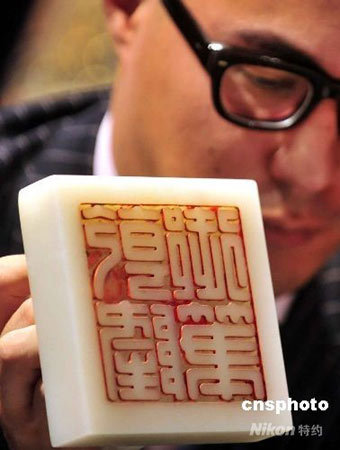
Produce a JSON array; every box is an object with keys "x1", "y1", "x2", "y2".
[{"x1": 1, "y1": 0, "x2": 116, "y2": 105}]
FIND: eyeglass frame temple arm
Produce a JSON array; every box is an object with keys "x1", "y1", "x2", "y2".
[{"x1": 162, "y1": 0, "x2": 211, "y2": 68}]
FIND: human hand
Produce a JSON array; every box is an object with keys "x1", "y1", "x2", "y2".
[{"x1": 0, "y1": 255, "x2": 99, "y2": 450}]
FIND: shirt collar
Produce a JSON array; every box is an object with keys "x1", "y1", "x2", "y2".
[{"x1": 93, "y1": 111, "x2": 118, "y2": 176}]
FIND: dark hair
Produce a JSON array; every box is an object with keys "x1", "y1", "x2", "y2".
[{"x1": 0, "y1": 0, "x2": 36, "y2": 90}]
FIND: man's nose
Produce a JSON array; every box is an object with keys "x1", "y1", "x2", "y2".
[{"x1": 269, "y1": 99, "x2": 339, "y2": 198}]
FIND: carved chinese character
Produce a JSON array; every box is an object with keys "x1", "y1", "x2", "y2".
[
  {"x1": 152, "y1": 304, "x2": 187, "y2": 400},
  {"x1": 115, "y1": 351, "x2": 161, "y2": 400},
  {"x1": 84, "y1": 221, "x2": 122, "y2": 300},
  {"x1": 185, "y1": 208, "x2": 227, "y2": 300},
  {"x1": 166, "y1": 232, "x2": 194, "y2": 300},
  {"x1": 181, "y1": 322, "x2": 265, "y2": 400}
]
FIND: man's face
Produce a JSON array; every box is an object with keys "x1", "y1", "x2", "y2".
[{"x1": 112, "y1": 0, "x2": 340, "y2": 295}]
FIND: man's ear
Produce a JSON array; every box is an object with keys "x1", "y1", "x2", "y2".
[{"x1": 103, "y1": 0, "x2": 142, "y2": 53}]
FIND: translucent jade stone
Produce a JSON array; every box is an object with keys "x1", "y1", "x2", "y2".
[{"x1": 19, "y1": 176, "x2": 292, "y2": 447}]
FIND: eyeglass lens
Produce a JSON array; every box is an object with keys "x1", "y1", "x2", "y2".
[{"x1": 220, "y1": 64, "x2": 313, "y2": 121}]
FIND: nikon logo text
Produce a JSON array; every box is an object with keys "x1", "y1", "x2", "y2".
[{"x1": 250, "y1": 422, "x2": 295, "y2": 436}]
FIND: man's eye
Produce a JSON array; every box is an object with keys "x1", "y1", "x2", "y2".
[
  {"x1": 250, "y1": 75, "x2": 296, "y2": 90},
  {"x1": 237, "y1": 66, "x2": 298, "y2": 91}
]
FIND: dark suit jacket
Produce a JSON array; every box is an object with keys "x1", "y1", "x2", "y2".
[
  {"x1": 0, "y1": 88, "x2": 109, "y2": 257},
  {"x1": 1, "y1": 89, "x2": 340, "y2": 449}
]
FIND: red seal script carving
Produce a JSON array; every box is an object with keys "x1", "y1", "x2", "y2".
[{"x1": 80, "y1": 204, "x2": 266, "y2": 403}]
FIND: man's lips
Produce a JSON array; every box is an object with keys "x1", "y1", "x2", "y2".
[{"x1": 263, "y1": 218, "x2": 322, "y2": 246}]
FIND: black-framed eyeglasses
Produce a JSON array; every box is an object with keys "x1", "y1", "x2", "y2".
[{"x1": 162, "y1": 0, "x2": 340, "y2": 131}]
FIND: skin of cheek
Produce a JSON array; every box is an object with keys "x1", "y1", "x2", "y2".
[{"x1": 269, "y1": 223, "x2": 340, "y2": 296}]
